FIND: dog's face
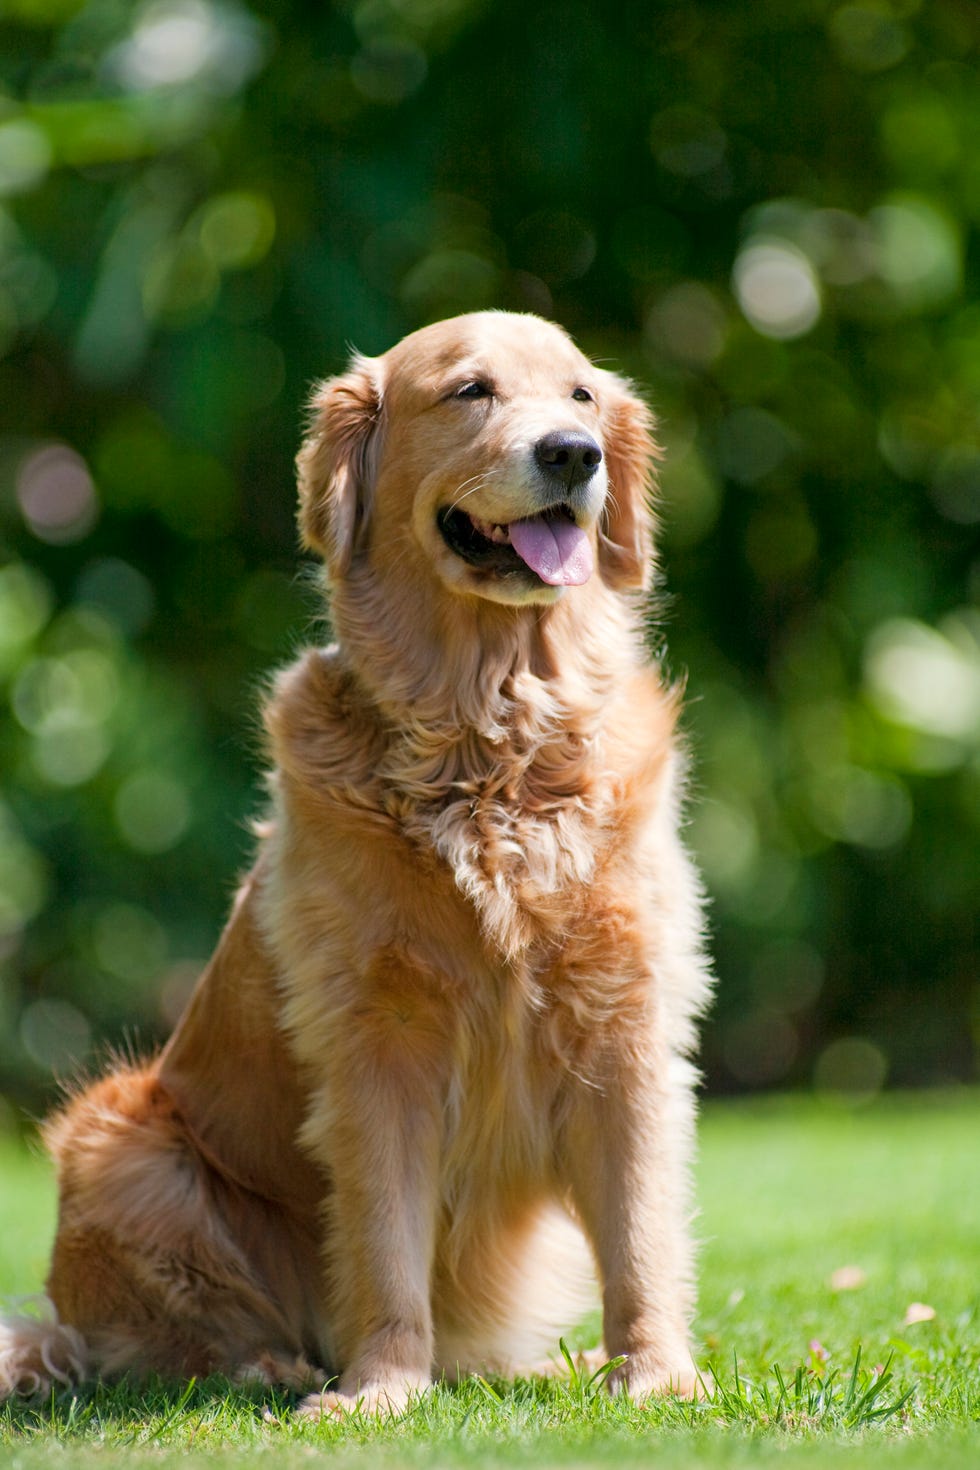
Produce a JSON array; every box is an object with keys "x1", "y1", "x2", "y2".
[{"x1": 298, "y1": 312, "x2": 658, "y2": 606}]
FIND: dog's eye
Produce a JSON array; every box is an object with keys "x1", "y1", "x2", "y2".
[
  {"x1": 456, "y1": 381, "x2": 492, "y2": 400},
  {"x1": 572, "y1": 386, "x2": 594, "y2": 403}
]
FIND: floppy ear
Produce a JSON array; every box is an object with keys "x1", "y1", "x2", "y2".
[
  {"x1": 296, "y1": 353, "x2": 383, "y2": 578},
  {"x1": 597, "y1": 376, "x2": 660, "y2": 591}
]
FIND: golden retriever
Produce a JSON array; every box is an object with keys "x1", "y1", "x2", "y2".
[{"x1": 0, "y1": 310, "x2": 712, "y2": 1416}]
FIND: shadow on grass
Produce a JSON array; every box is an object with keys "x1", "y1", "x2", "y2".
[{"x1": 1, "y1": 1372, "x2": 300, "y2": 1439}]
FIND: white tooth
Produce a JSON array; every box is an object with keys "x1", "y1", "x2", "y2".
[{"x1": 466, "y1": 513, "x2": 513, "y2": 545}]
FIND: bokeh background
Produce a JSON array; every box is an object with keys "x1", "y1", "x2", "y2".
[{"x1": 0, "y1": 0, "x2": 977, "y2": 1123}]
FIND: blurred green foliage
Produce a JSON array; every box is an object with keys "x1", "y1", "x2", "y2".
[{"x1": 0, "y1": 0, "x2": 977, "y2": 1117}]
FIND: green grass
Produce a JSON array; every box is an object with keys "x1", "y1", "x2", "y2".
[{"x1": 1, "y1": 1090, "x2": 977, "y2": 1467}]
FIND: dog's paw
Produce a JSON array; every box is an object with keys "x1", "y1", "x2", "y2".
[
  {"x1": 296, "y1": 1375, "x2": 429, "y2": 1421},
  {"x1": 605, "y1": 1349, "x2": 699, "y2": 1403},
  {"x1": 232, "y1": 1351, "x2": 322, "y2": 1391}
]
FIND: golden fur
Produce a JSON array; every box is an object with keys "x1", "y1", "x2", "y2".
[{"x1": 0, "y1": 311, "x2": 712, "y2": 1415}]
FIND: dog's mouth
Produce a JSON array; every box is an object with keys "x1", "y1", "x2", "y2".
[{"x1": 436, "y1": 505, "x2": 594, "y2": 586}]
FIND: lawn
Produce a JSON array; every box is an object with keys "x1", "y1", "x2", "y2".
[{"x1": 1, "y1": 1090, "x2": 977, "y2": 1467}]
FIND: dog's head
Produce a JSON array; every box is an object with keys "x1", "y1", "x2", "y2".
[{"x1": 297, "y1": 311, "x2": 658, "y2": 606}]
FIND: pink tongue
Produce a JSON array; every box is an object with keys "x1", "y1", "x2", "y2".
[{"x1": 508, "y1": 516, "x2": 594, "y2": 586}]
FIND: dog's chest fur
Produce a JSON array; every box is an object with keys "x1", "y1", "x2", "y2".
[
  {"x1": 265, "y1": 644, "x2": 666, "y2": 965},
  {"x1": 393, "y1": 741, "x2": 611, "y2": 962}
]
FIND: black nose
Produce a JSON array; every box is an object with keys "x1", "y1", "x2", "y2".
[{"x1": 534, "y1": 430, "x2": 603, "y2": 487}]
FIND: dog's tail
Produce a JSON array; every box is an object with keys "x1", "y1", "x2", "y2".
[{"x1": 0, "y1": 1298, "x2": 88, "y2": 1399}]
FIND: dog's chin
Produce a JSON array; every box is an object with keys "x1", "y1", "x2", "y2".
[
  {"x1": 468, "y1": 575, "x2": 566, "y2": 608},
  {"x1": 434, "y1": 507, "x2": 566, "y2": 607}
]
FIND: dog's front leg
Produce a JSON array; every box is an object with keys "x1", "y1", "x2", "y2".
[
  {"x1": 562, "y1": 1040, "x2": 698, "y2": 1403},
  {"x1": 296, "y1": 966, "x2": 449, "y2": 1421}
]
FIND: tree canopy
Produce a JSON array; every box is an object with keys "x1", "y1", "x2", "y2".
[{"x1": 0, "y1": 0, "x2": 977, "y2": 1116}]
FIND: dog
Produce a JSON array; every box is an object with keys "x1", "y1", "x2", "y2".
[{"x1": 0, "y1": 310, "x2": 712, "y2": 1417}]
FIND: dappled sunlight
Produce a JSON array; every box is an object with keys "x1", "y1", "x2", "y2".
[
  {"x1": 733, "y1": 240, "x2": 822, "y2": 341},
  {"x1": 15, "y1": 445, "x2": 99, "y2": 545},
  {"x1": 864, "y1": 614, "x2": 980, "y2": 744},
  {"x1": 0, "y1": 120, "x2": 51, "y2": 197},
  {"x1": 110, "y1": 0, "x2": 267, "y2": 95},
  {"x1": 814, "y1": 1036, "x2": 889, "y2": 1103},
  {"x1": 113, "y1": 769, "x2": 191, "y2": 854}
]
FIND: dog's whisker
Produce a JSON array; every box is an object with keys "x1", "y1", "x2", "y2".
[
  {"x1": 448, "y1": 470, "x2": 502, "y2": 513},
  {"x1": 449, "y1": 483, "x2": 489, "y2": 512}
]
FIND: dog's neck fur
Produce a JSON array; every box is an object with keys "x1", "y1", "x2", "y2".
[
  {"x1": 329, "y1": 562, "x2": 644, "y2": 784},
  {"x1": 277, "y1": 568, "x2": 666, "y2": 958}
]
